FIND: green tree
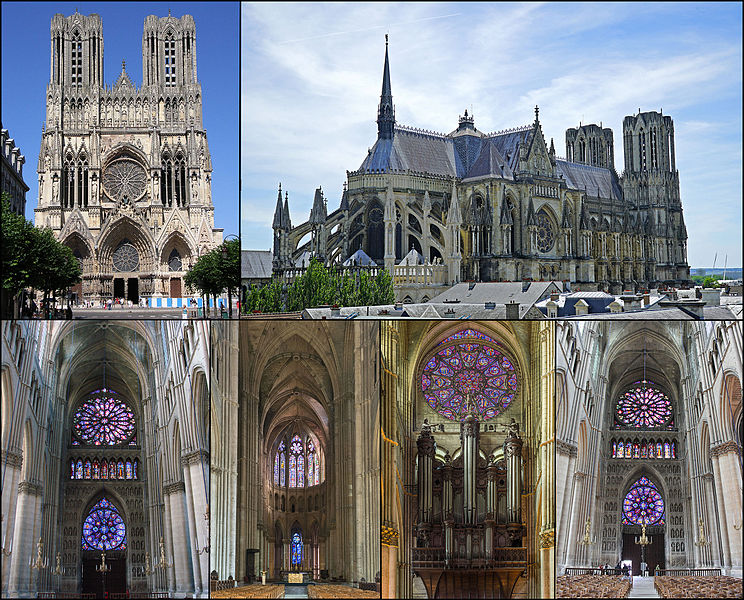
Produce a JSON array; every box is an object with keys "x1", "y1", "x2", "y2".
[
  {"x1": 242, "y1": 258, "x2": 395, "y2": 314},
  {"x1": 2, "y1": 196, "x2": 81, "y2": 319},
  {"x1": 184, "y1": 237, "x2": 240, "y2": 316}
]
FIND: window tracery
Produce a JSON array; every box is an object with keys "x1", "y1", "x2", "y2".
[
  {"x1": 615, "y1": 380, "x2": 673, "y2": 429},
  {"x1": 622, "y1": 476, "x2": 665, "y2": 526},
  {"x1": 273, "y1": 434, "x2": 323, "y2": 489},
  {"x1": 72, "y1": 389, "x2": 136, "y2": 445},
  {"x1": 421, "y1": 329, "x2": 518, "y2": 421},
  {"x1": 81, "y1": 497, "x2": 127, "y2": 551}
]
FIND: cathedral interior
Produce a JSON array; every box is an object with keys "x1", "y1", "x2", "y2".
[
  {"x1": 210, "y1": 322, "x2": 380, "y2": 595},
  {"x1": 556, "y1": 320, "x2": 743, "y2": 597},
  {"x1": 381, "y1": 322, "x2": 555, "y2": 599},
  {"x1": 1, "y1": 320, "x2": 211, "y2": 598}
]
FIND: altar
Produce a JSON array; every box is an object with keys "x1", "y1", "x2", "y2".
[{"x1": 282, "y1": 571, "x2": 311, "y2": 583}]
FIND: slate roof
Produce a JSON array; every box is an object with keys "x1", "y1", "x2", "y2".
[
  {"x1": 343, "y1": 248, "x2": 376, "y2": 266},
  {"x1": 241, "y1": 250, "x2": 273, "y2": 280},
  {"x1": 428, "y1": 281, "x2": 562, "y2": 308},
  {"x1": 564, "y1": 305, "x2": 740, "y2": 320},
  {"x1": 555, "y1": 159, "x2": 623, "y2": 201},
  {"x1": 301, "y1": 302, "x2": 545, "y2": 319}
]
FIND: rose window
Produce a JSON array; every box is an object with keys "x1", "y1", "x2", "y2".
[
  {"x1": 622, "y1": 476, "x2": 665, "y2": 526},
  {"x1": 103, "y1": 159, "x2": 147, "y2": 201},
  {"x1": 82, "y1": 498, "x2": 127, "y2": 551},
  {"x1": 113, "y1": 241, "x2": 139, "y2": 272},
  {"x1": 73, "y1": 390, "x2": 136, "y2": 445},
  {"x1": 615, "y1": 380, "x2": 673, "y2": 428},
  {"x1": 535, "y1": 210, "x2": 555, "y2": 253},
  {"x1": 421, "y1": 329, "x2": 518, "y2": 421}
]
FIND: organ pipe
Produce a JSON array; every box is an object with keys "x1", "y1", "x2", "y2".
[{"x1": 504, "y1": 418, "x2": 523, "y2": 524}]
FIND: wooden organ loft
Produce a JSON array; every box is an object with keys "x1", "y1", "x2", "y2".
[{"x1": 412, "y1": 408, "x2": 528, "y2": 598}]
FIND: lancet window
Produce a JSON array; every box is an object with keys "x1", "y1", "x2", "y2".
[
  {"x1": 70, "y1": 458, "x2": 139, "y2": 480},
  {"x1": 610, "y1": 439, "x2": 676, "y2": 459},
  {"x1": 161, "y1": 149, "x2": 187, "y2": 207},
  {"x1": 273, "y1": 433, "x2": 323, "y2": 489}
]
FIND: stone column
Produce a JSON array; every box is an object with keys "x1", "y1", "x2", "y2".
[
  {"x1": 7, "y1": 482, "x2": 43, "y2": 596},
  {"x1": 710, "y1": 455, "x2": 731, "y2": 569},
  {"x1": 164, "y1": 481, "x2": 193, "y2": 594}
]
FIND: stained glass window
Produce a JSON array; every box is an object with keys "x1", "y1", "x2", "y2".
[
  {"x1": 664, "y1": 442, "x2": 670, "y2": 459},
  {"x1": 615, "y1": 381, "x2": 672, "y2": 428},
  {"x1": 622, "y1": 476, "x2": 665, "y2": 526},
  {"x1": 289, "y1": 435, "x2": 303, "y2": 488},
  {"x1": 73, "y1": 390, "x2": 136, "y2": 445},
  {"x1": 81, "y1": 498, "x2": 127, "y2": 550},
  {"x1": 117, "y1": 460, "x2": 125, "y2": 479},
  {"x1": 422, "y1": 331, "x2": 518, "y2": 421},
  {"x1": 307, "y1": 439, "x2": 315, "y2": 487},
  {"x1": 101, "y1": 460, "x2": 108, "y2": 479},
  {"x1": 641, "y1": 442, "x2": 648, "y2": 458},
  {"x1": 76, "y1": 459, "x2": 83, "y2": 479},
  {"x1": 617, "y1": 441, "x2": 624, "y2": 458},
  {"x1": 70, "y1": 460, "x2": 75, "y2": 478},
  {"x1": 314, "y1": 453, "x2": 320, "y2": 486},
  {"x1": 289, "y1": 455, "x2": 296, "y2": 488},
  {"x1": 133, "y1": 460, "x2": 138, "y2": 479},
  {"x1": 92, "y1": 460, "x2": 100, "y2": 479},
  {"x1": 291, "y1": 532, "x2": 302, "y2": 565},
  {"x1": 84, "y1": 460, "x2": 92, "y2": 479},
  {"x1": 297, "y1": 455, "x2": 305, "y2": 488},
  {"x1": 274, "y1": 452, "x2": 280, "y2": 486},
  {"x1": 280, "y1": 452, "x2": 286, "y2": 487},
  {"x1": 438, "y1": 329, "x2": 498, "y2": 345},
  {"x1": 125, "y1": 460, "x2": 133, "y2": 479}
]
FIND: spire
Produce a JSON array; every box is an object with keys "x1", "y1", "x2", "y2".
[
  {"x1": 272, "y1": 183, "x2": 284, "y2": 229},
  {"x1": 309, "y1": 186, "x2": 327, "y2": 224},
  {"x1": 377, "y1": 35, "x2": 395, "y2": 140},
  {"x1": 500, "y1": 196, "x2": 513, "y2": 225},
  {"x1": 446, "y1": 180, "x2": 462, "y2": 226},
  {"x1": 283, "y1": 191, "x2": 291, "y2": 229},
  {"x1": 339, "y1": 182, "x2": 349, "y2": 211},
  {"x1": 526, "y1": 197, "x2": 536, "y2": 226}
]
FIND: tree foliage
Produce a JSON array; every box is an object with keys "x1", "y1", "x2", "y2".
[
  {"x1": 2, "y1": 196, "x2": 81, "y2": 317},
  {"x1": 243, "y1": 258, "x2": 395, "y2": 313},
  {"x1": 184, "y1": 238, "x2": 241, "y2": 304}
]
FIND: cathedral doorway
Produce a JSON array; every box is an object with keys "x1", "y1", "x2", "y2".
[
  {"x1": 127, "y1": 278, "x2": 139, "y2": 303},
  {"x1": 170, "y1": 277, "x2": 182, "y2": 298},
  {"x1": 621, "y1": 531, "x2": 665, "y2": 574},
  {"x1": 114, "y1": 278, "x2": 125, "y2": 299},
  {"x1": 81, "y1": 554, "x2": 127, "y2": 597}
]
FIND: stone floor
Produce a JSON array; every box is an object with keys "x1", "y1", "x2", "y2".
[{"x1": 627, "y1": 575, "x2": 660, "y2": 598}]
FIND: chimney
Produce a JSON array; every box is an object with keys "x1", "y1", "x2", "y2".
[
  {"x1": 550, "y1": 291, "x2": 559, "y2": 302},
  {"x1": 505, "y1": 301, "x2": 520, "y2": 320}
]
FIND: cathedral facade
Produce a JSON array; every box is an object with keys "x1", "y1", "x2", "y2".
[
  {"x1": 381, "y1": 322, "x2": 555, "y2": 598},
  {"x1": 34, "y1": 11, "x2": 222, "y2": 305},
  {"x1": 1, "y1": 320, "x2": 211, "y2": 598},
  {"x1": 273, "y1": 41, "x2": 690, "y2": 294},
  {"x1": 556, "y1": 321, "x2": 742, "y2": 580}
]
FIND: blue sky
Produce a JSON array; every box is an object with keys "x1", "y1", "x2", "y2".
[
  {"x1": 1, "y1": 1, "x2": 238, "y2": 237},
  {"x1": 241, "y1": 2, "x2": 742, "y2": 268}
]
